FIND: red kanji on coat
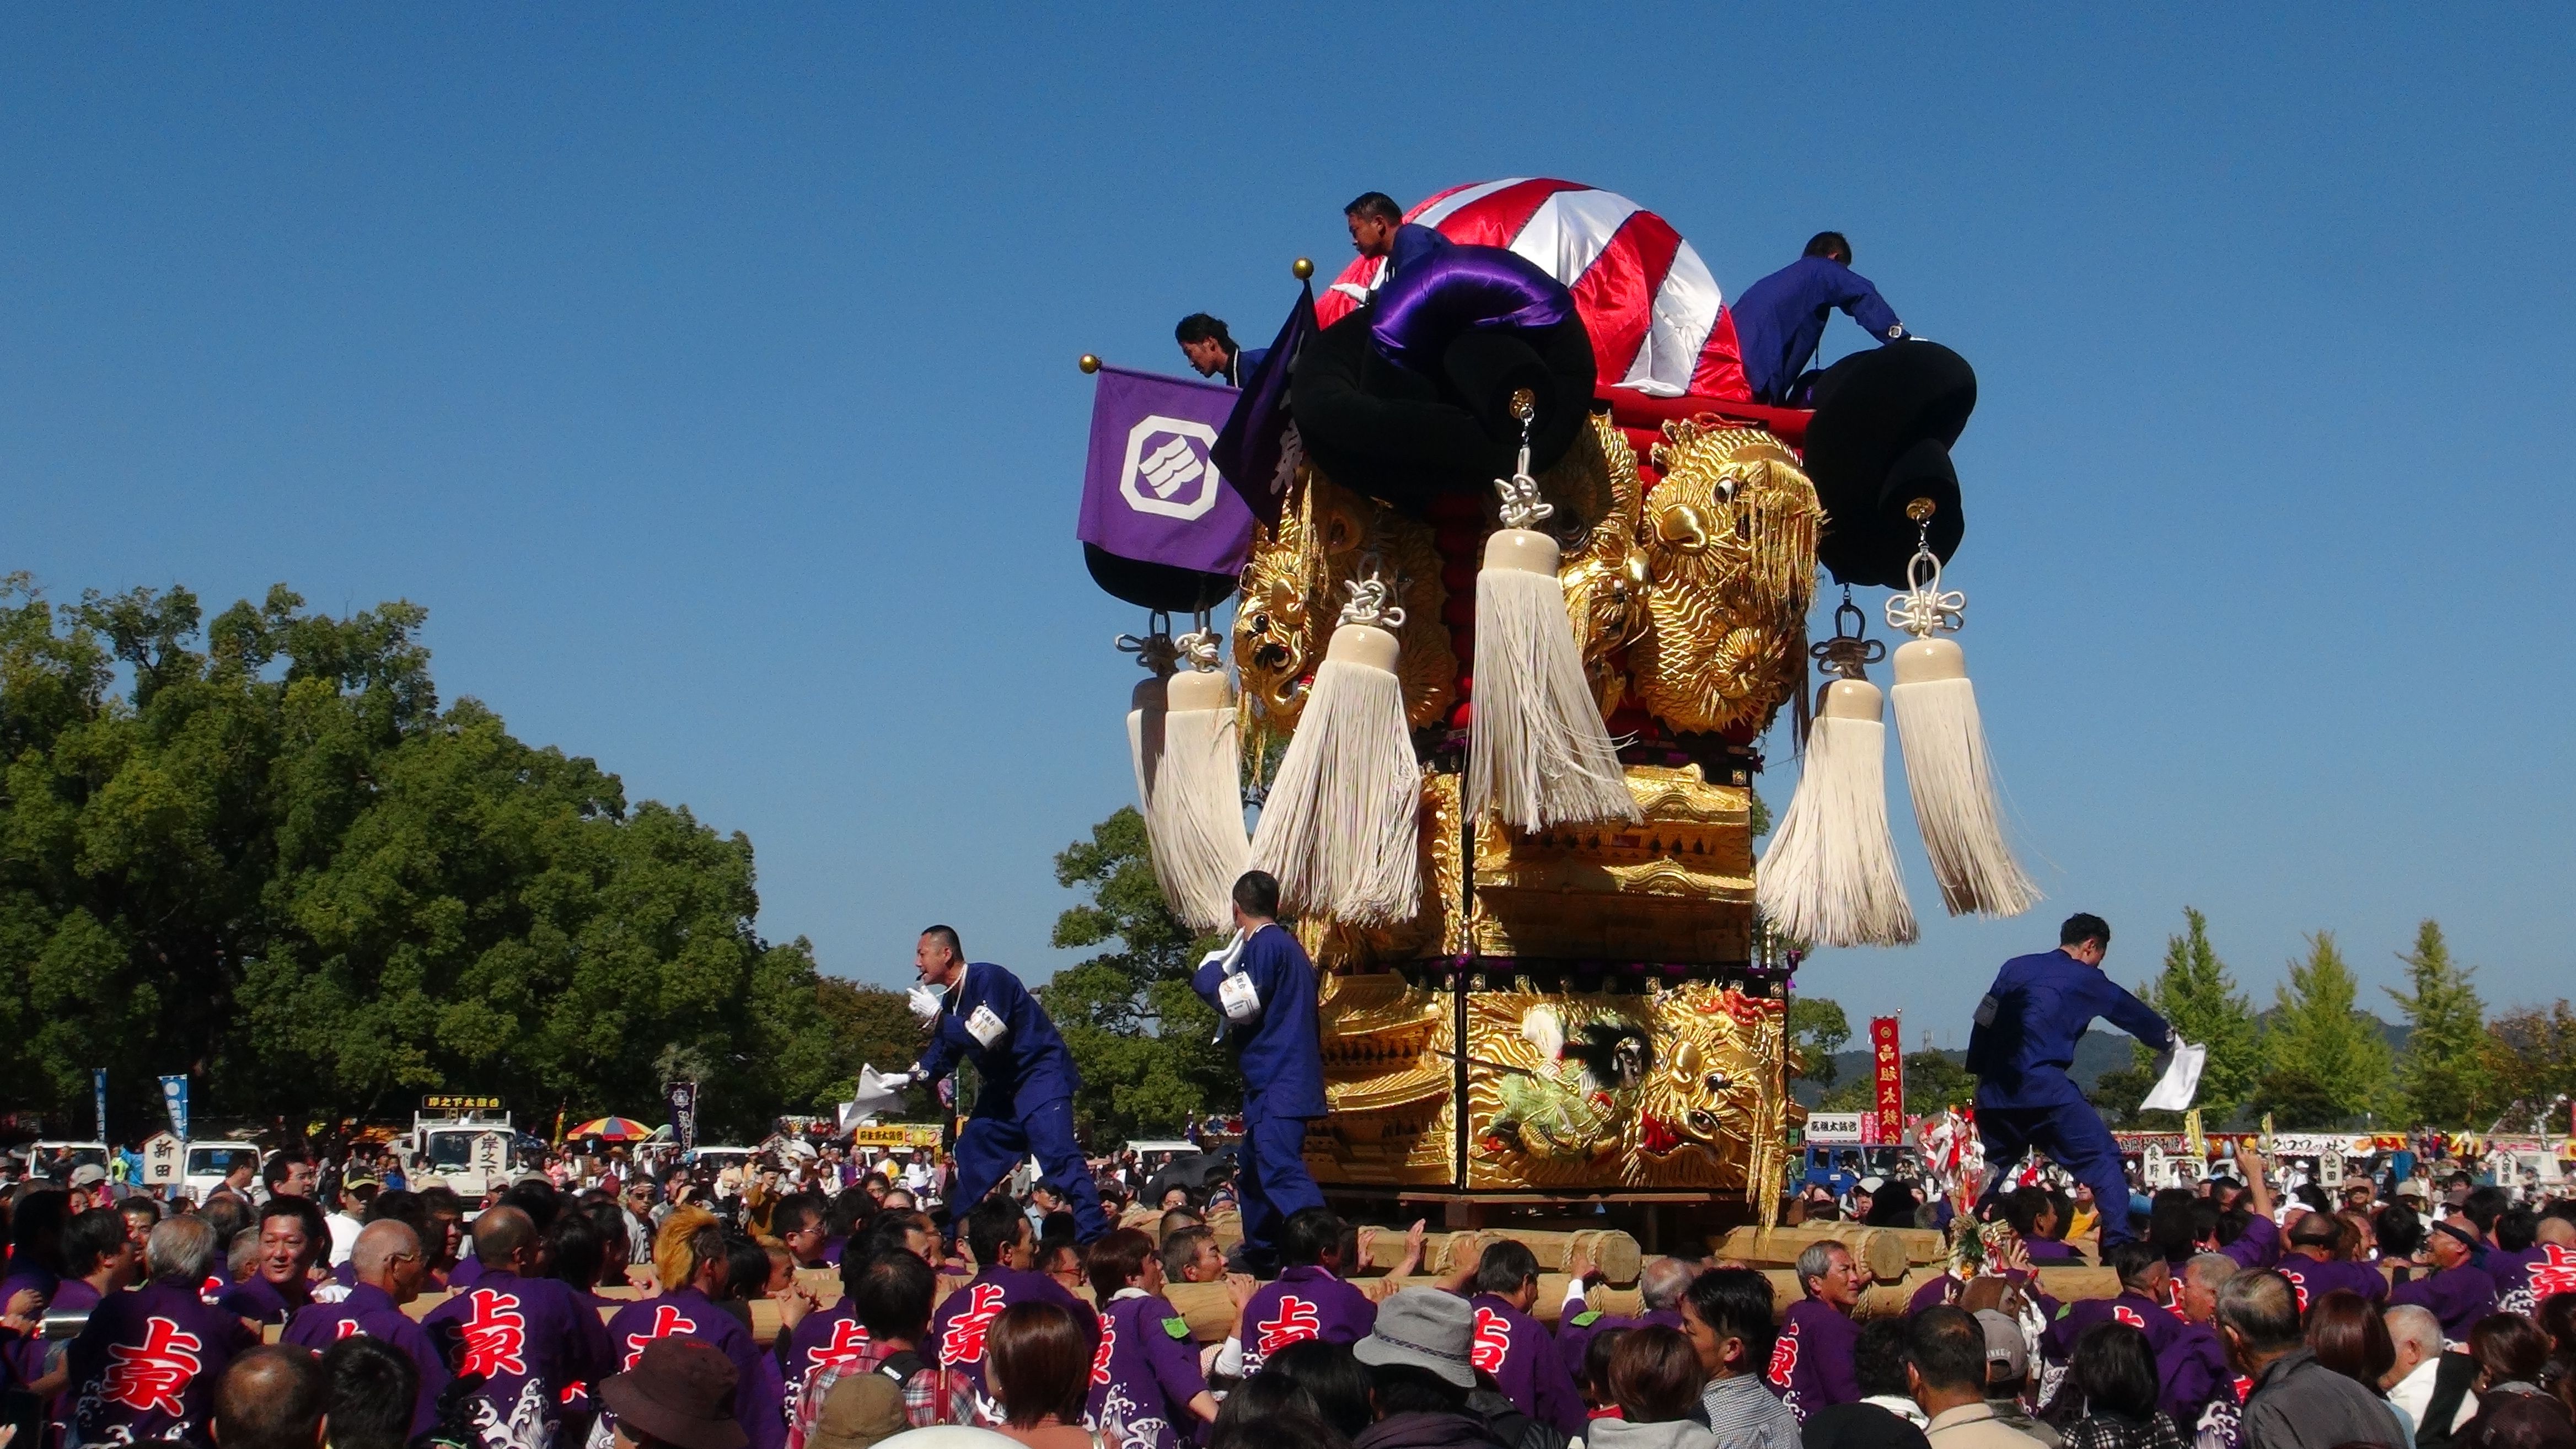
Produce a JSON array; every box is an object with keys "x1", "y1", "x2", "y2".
[
  {"x1": 1470, "y1": 1307, "x2": 1510, "y2": 1376},
  {"x1": 1256, "y1": 1297, "x2": 1321, "y2": 1357},
  {"x1": 1091, "y1": 1321, "x2": 1117, "y2": 1386},
  {"x1": 103, "y1": 1317, "x2": 205, "y2": 1416},
  {"x1": 2532, "y1": 1246, "x2": 2576, "y2": 1299},
  {"x1": 809, "y1": 1319, "x2": 870, "y2": 1373},
  {"x1": 938, "y1": 1284, "x2": 1010, "y2": 1368},
  {"x1": 624, "y1": 1303, "x2": 699, "y2": 1369},
  {"x1": 460, "y1": 1291, "x2": 530, "y2": 1378},
  {"x1": 1766, "y1": 1324, "x2": 1800, "y2": 1388}
]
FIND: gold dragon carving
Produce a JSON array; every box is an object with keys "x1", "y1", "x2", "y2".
[{"x1": 1629, "y1": 423, "x2": 1821, "y2": 739}]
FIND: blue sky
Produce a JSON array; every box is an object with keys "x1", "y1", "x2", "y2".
[{"x1": 6, "y1": 9, "x2": 2570, "y2": 1046}]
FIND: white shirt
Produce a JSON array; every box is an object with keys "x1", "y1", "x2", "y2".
[
  {"x1": 326, "y1": 1211, "x2": 364, "y2": 1266},
  {"x1": 2386, "y1": 1354, "x2": 2473, "y2": 1437}
]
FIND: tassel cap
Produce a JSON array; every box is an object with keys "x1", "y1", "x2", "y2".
[
  {"x1": 1324, "y1": 622, "x2": 1400, "y2": 673},
  {"x1": 1893, "y1": 637, "x2": 1966, "y2": 685},
  {"x1": 1167, "y1": 669, "x2": 1230, "y2": 711},
  {"x1": 1131, "y1": 677, "x2": 1168, "y2": 713},
  {"x1": 1481, "y1": 528, "x2": 1561, "y2": 576},
  {"x1": 1820, "y1": 677, "x2": 1883, "y2": 722}
]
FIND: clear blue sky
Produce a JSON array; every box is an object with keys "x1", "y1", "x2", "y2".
[{"x1": 7, "y1": 9, "x2": 2571, "y2": 1045}]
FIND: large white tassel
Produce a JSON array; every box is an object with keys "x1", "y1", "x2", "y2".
[
  {"x1": 1468, "y1": 527, "x2": 1639, "y2": 833},
  {"x1": 1247, "y1": 580, "x2": 1420, "y2": 925},
  {"x1": 1145, "y1": 666, "x2": 1253, "y2": 933},
  {"x1": 1757, "y1": 678, "x2": 1917, "y2": 947},
  {"x1": 1892, "y1": 638, "x2": 2037, "y2": 917}
]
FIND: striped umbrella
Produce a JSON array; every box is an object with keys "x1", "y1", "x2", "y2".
[{"x1": 567, "y1": 1116, "x2": 653, "y2": 1141}]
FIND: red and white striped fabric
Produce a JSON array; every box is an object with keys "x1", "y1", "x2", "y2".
[{"x1": 1317, "y1": 178, "x2": 1750, "y2": 401}]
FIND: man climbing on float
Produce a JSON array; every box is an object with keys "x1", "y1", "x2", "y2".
[
  {"x1": 1965, "y1": 912, "x2": 2173, "y2": 1248},
  {"x1": 883, "y1": 925, "x2": 1107, "y2": 1240},
  {"x1": 1192, "y1": 870, "x2": 1327, "y2": 1276},
  {"x1": 1175, "y1": 313, "x2": 1265, "y2": 387},
  {"x1": 1732, "y1": 230, "x2": 1912, "y2": 406}
]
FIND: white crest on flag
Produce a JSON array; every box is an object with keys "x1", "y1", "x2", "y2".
[{"x1": 1119, "y1": 416, "x2": 1225, "y2": 520}]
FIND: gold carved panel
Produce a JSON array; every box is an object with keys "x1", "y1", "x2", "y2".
[
  {"x1": 1463, "y1": 764, "x2": 1754, "y2": 963},
  {"x1": 1306, "y1": 968, "x2": 1457, "y2": 1187},
  {"x1": 1461, "y1": 980, "x2": 1788, "y2": 1193}
]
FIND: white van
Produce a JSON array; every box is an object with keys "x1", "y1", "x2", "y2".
[{"x1": 181, "y1": 1142, "x2": 264, "y2": 1199}]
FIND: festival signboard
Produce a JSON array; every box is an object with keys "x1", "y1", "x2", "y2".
[
  {"x1": 1869, "y1": 1017, "x2": 1903, "y2": 1145},
  {"x1": 1806, "y1": 1112, "x2": 1865, "y2": 1145},
  {"x1": 141, "y1": 1131, "x2": 183, "y2": 1185}
]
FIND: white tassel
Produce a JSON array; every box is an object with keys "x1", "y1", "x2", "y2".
[
  {"x1": 1126, "y1": 673, "x2": 1167, "y2": 823},
  {"x1": 1248, "y1": 609, "x2": 1420, "y2": 926},
  {"x1": 1144, "y1": 668, "x2": 1253, "y2": 933},
  {"x1": 1891, "y1": 638, "x2": 2037, "y2": 917},
  {"x1": 1467, "y1": 528, "x2": 1639, "y2": 832},
  {"x1": 1757, "y1": 678, "x2": 1917, "y2": 947}
]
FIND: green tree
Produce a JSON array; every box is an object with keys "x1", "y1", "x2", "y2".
[
  {"x1": 0, "y1": 576, "x2": 854, "y2": 1141},
  {"x1": 1042, "y1": 808, "x2": 1237, "y2": 1142},
  {"x1": 2251, "y1": 932, "x2": 2394, "y2": 1128},
  {"x1": 2482, "y1": 1002, "x2": 2576, "y2": 1134},
  {"x1": 2123, "y1": 908, "x2": 2261, "y2": 1127},
  {"x1": 2387, "y1": 920, "x2": 2496, "y2": 1128},
  {"x1": 1786, "y1": 995, "x2": 1850, "y2": 1087}
]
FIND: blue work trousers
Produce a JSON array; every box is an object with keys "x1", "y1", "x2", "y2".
[
  {"x1": 1237, "y1": 1114, "x2": 1325, "y2": 1257},
  {"x1": 952, "y1": 1097, "x2": 1107, "y2": 1239},
  {"x1": 1974, "y1": 1101, "x2": 2135, "y2": 1246}
]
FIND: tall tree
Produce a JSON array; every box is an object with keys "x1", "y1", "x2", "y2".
[
  {"x1": 1042, "y1": 808, "x2": 1237, "y2": 1142},
  {"x1": 1786, "y1": 995, "x2": 1850, "y2": 1087},
  {"x1": 2482, "y1": 1002, "x2": 2576, "y2": 1134},
  {"x1": 2387, "y1": 920, "x2": 2496, "y2": 1128},
  {"x1": 0, "y1": 576, "x2": 855, "y2": 1141},
  {"x1": 2251, "y1": 932, "x2": 2395, "y2": 1128},
  {"x1": 2126, "y1": 908, "x2": 2261, "y2": 1127}
]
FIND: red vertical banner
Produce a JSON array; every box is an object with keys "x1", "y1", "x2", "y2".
[{"x1": 1870, "y1": 1016, "x2": 1904, "y2": 1145}]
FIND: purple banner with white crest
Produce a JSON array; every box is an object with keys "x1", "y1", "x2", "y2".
[{"x1": 1076, "y1": 365, "x2": 1255, "y2": 576}]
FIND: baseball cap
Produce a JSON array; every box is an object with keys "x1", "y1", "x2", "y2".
[
  {"x1": 69, "y1": 1164, "x2": 108, "y2": 1188},
  {"x1": 1976, "y1": 1309, "x2": 2027, "y2": 1381}
]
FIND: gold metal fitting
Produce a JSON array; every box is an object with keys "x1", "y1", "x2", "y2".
[
  {"x1": 1904, "y1": 497, "x2": 1937, "y2": 522},
  {"x1": 1078, "y1": 354, "x2": 1101, "y2": 374},
  {"x1": 1292, "y1": 257, "x2": 1314, "y2": 279},
  {"x1": 1509, "y1": 388, "x2": 1537, "y2": 422}
]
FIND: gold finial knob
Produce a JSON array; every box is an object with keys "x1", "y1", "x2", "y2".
[
  {"x1": 1078, "y1": 354, "x2": 1101, "y2": 374},
  {"x1": 1509, "y1": 388, "x2": 1537, "y2": 422},
  {"x1": 1904, "y1": 497, "x2": 1937, "y2": 522},
  {"x1": 1292, "y1": 257, "x2": 1314, "y2": 279}
]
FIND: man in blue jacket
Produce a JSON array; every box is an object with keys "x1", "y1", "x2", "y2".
[
  {"x1": 1731, "y1": 232, "x2": 1910, "y2": 406},
  {"x1": 886, "y1": 925, "x2": 1107, "y2": 1240},
  {"x1": 1191, "y1": 870, "x2": 1325, "y2": 1275},
  {"x1": 1966, "y1": 913, "x2": 2172, "y2": 1248}
]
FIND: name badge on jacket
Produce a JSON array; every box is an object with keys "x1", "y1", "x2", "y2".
[{"x1": 967, "y1": 1005, "x2": 1007, "y2": 1046}]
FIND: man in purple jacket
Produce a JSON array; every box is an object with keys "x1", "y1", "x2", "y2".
[
  {"x1": 602, "y1": 1217, "x2": 784, "y2": 1449},
  {"x1": 64, "y1": 1216, "x2": 256, "y2": 1448},
  {"x1": 1768, "y1": 1241, "x2": 1864, "y2": 1420},
  {"x1": 2167, "y1": 1253, "x2": 2244, "y2": 1441},
  {"x1": 421, "y1": 1205, "x2": 614, "y2": 1449},
  {"x1": 2388, "y1": 1219, "x2": 2498, "y2": 1340},
  {"x1": 927, "y1": 1198, "x2": 1097, "y2": 1426},
  {"x1": 2273, "y1": 1213, "x2": 2385, "y2": 1313},
  {"x1": 1236, "y1": 1208, "x2": 1378, "y2": 1378},
  {"x1": 1083, "y1": 1228, "x2": 1216, "y2": 1449},
  {"x1": 284, "y1": 1220, "x2": 450, "y2": 1437},
  {"x1": 1464, "y1": 1240, "x2": 1585, "y2": 1439},
  {"x1": 217, "y1": 1196, "x2": 331, "y2": 1328},
  {"x1": 1555, "y1": 1254, "x2": 1690, "y2": 1386},
  {"x1": 2048, "y1": 1243, "x2": 2186, "y2": 1365}
]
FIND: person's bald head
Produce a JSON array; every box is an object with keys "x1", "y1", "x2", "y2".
[
  {"x1": 471, "y1": 1206, "x2": 535, "y2": 1269},
  {"x1": 1640, "y1": 1256, "x2": 1697, "y2": 1312},
  {"x1": 211, "y1": 1345, "x2": 328, "y2": 1449},
  {"x1": 351, "y1": 1220, "x2": 425, "y2": 1303},
  {"x1": 2536, "y1": 1216, "x2": 2575, "y2": 1248}
]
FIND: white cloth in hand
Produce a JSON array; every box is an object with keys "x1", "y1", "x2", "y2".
[{"x1": 2140, "y1": 1039, "x2": 2204, "y2": 1112}]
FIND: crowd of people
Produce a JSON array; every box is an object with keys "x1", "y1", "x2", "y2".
[{"x1": 3, "y1": 1122, "x2": 2575, "y2": 1449}]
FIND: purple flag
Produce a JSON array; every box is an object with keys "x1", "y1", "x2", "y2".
[
  {"x1": 1214, "y1": 282, "x2": 1317, "y2": 529},
  {"x1": 1077, "y1": 366, "x2": 1255, "y2": 576}
]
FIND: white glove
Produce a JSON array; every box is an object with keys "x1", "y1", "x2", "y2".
[
  {"x1": 906, "y1": 983, "x2": 943, "y2": 1023},
  {"x1": 877, "y1": 1070, "x2": 916, "y2": 1090}
]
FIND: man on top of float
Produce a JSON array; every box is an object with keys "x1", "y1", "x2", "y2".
[
  {"x1": 1176, "y1": 313, "x2": 1266, "y2": 387},
  {"x1": 1191, "y1": 870, "x2": 1327, "y2": 1276},
  {"x1": 1965, "y1": 913, "x2": 2172, "y2": 1249},
  {"x1": 1731, "y1": 230, "x2": 1912, "y2": 406},
  {"x1": 883, "y1": 925, "x2": 1107, "y2": 1240},
  {"x1": 1334, "y1": 191, "x2": 1451, "y2": 306}
]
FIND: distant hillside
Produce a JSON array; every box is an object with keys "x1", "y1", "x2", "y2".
[{"x1": 1791, "y1": 1016, "x2": 2407, "y2": 1109}]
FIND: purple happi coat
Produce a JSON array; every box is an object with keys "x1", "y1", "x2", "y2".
[
  {"x1": 1238, "y1": 1266, "x2": 1376, "y2": 1376},
  {"x1": 2275, "y1": 1255, "x2": 2387, "y2": 1312},
  {"x1": 2494, "y1": 1244, "x2": 2576, "y2": 1316},
  {"x1": 929, "y1": 1266, "x2": 1096, "y2": 1425},
  {"x1": 283, "y1": 1283, "x2": 452, "y2": 1435},
  {"x1": 1555, "y1": 1306, "x2": 1681, "y2": 1386},
  {"x1": 781, "y1": 1301, "x2": 871, "y2": 1425},
  {"x1": 421, "y1": 1268, "x2": 613, "y2": 1449},
  {"x1": 1766, "y1": 1299, "x2": 1860, "y2": 1420},
  {"x1": 65, "y1": 1279, "x2": 257, "y2": 1447},
  {"x1": 1086, "y1": 1291, "x2": 1208, "y2": 1449},
  {"x1": 604, "y1": 1289, "x2": 785, "y2": 1449},
  {"x1": 1468, "y1": 1294, "x2": 1585, "y2": 1439},
  {"x1": 2388, "y1": 1264, "x2": 2497, "y2": 1341}
]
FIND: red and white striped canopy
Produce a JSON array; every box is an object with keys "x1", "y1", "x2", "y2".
[{"x1": 1317, "y1": 178, "x2": 1749, "y2": 401}]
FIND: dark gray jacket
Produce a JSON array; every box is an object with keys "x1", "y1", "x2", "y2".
[{"x1": 2240, "y1": 1348, "x2": 2407, "y2": 1449}]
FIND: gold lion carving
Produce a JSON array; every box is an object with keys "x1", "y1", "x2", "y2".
[{"x1": 1628, "y1": 423, "x2": 1820, "y2": 738}]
